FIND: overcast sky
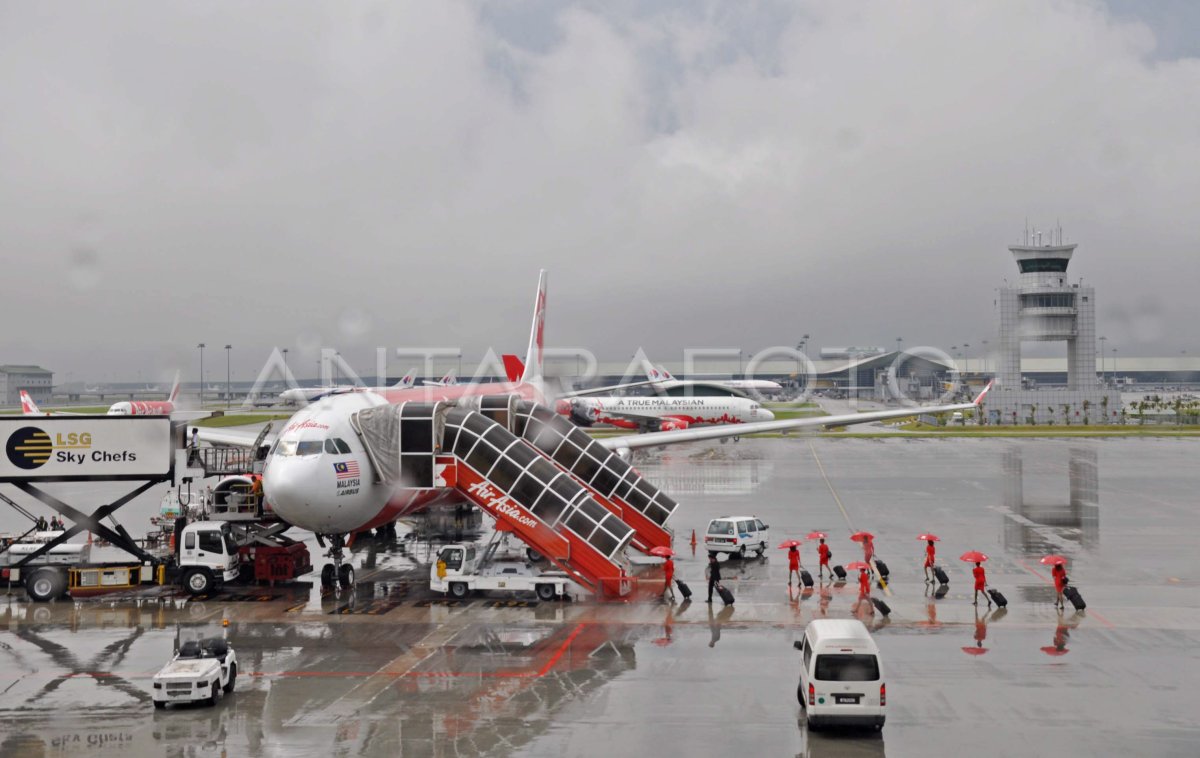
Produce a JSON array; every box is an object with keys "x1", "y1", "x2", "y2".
[{"x1": 1, "y1": 0, "x2": 1198, "y2": 383}]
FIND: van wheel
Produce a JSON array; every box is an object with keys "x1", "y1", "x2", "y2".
[
  {"x1": 708, "y1": 551, "x2": 718, "y2": 559},
  {"x1": 25, "y1": 568, "x2": 65, "y2": 603},
  {"x1": 756, "y1": 543, "x2": 765, "y2": 557},
  {"x1": 449, "y1": 582, "x2": 469, "y2": 599},
  {"x1": 807, "y1": 717, "x2": 820, "y2": 732},
  {"x1": 154, "y1": 701, "x2": 165, "y2": 710},
  {"x1": 797, "y1": 684, "x2": 805, "y2": 707},
  {"x1": 535, "y1": 584, "x2": 556, "y2": 601},
  {"x1": 737, "y1": 546, "x2": 746, "y2": 560},
  {"x1": 223, "y1": 664, "x2": 237, "y2": 693},
  {"x1": 183, "y1": 568, "x2": 213, "y2": 596}
]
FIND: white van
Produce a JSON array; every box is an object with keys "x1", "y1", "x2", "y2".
[
  {"x1": 795, "y1": 619, "x2": 886, "y2": 730},
  {"x1": 704, "y1": 516, "x2": 769, "y2": 559}
]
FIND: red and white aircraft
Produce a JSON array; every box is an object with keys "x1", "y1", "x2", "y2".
[
  {"x1": 192, "y1": 271, "x2": 990, "y2": 584},
  {"x1": 648, "y1": 366, "x2": 784, "y2": 395},
  {"x1": 21, "y1": 373, "x2": 182, "y2": 417},
  {"x1": 556, "y1": 393, "x2": 773, "y2": 432}
]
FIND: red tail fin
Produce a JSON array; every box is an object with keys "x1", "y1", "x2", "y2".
[{"x1": 502, "y1": 355, "x2": 525, "y2": 383}]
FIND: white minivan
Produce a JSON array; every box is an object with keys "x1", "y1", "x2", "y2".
[
  {"x1": 795, "y1": 619, "x2": 886, "y2": 730},
  {"x1": 704, "y1": 516, "x2": 769, "y2": 559}
]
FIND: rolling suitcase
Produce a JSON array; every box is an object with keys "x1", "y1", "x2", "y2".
[
  {"x1": 800, "y1": 569, "x2": 814, "y2": 588},
  {"x1": 987, "y1": 588, "x2": 1008, "y2": 608},
  {"x1": 1064, "y1": 585, "x2": 1086, "y2": 611},
  {"x1": 675, "y1": 579, "x2": 692, "y2": 599},
  {"x1": 874, "y1": 559, "x2": 890, "y2": 578},
  {"x1": 717, "y1": 584, "x2": 735, "y2": 605},
  {"x1": 934, "y1": 583, "x2": 949, "y2": 599},
  {"x1": 933, "y1": 566, "x2": 950, "y2": 585},
  {"x1": 833, "y1": 565, "x2": 847, "y2": 580},
  {"x1": 870, "y1": 597, "x2": 891, "y2": 616}
]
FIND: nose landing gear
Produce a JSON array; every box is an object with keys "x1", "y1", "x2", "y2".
[{"x1": 318, "y1": 534, "x2": 355, "y2": 590}]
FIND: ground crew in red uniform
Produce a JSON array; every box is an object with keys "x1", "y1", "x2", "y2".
[
  {"x1": 858, "y1": 567, "x2": 871, "y2": 597},
  {"x1": 972, "y1": 561, "x2": 991, "y2": 607},
  {"x1": 1052, "y1": 563, "x2": 1066, "y2": 610},
  {"x1": 862, "y1": 534, "x2": 875, "y2": 565},
  {"x1": 923, "y1": 540, "x2": 937, "y2": 583},
  {"x1": 663, "y1": 556, "x2": 676, "y2": 603},
  {"x1": 787, "y1": 545, "x2": 801, "y2": 586},
  {"x1": 817, "y1": 538, "x2": 831, "y2": 580}
]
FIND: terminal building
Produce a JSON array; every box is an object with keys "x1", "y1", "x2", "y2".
[{"x1": 0, "y1": 365, "x2": 53, "y2": 406}]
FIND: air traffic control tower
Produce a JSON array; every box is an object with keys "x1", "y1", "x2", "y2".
[{"x1": 992, "y1": 234, "x2": 1120, "y2": 424}]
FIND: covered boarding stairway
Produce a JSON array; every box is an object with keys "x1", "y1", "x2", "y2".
[{"x1": 352, "y1": 396, "x2": 679, "y2": 597}]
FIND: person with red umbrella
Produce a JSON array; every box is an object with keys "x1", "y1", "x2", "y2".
[
  {"x1": 787, "y1": 543, "x2": 802, "y2": 586},
  {"x1": 817, "y1": 536, "x2": 831, "y2": 580},
  {"x1": 966, "y1": 555, "x2": 991, "y2": 608},
  {"x1": 851, "y1": 531, "x2": 876, "y2": 565},
  {"x1": 651, "y1": 546, "x2": 676, "y2": 603},
  {"x1": 918, "y1": 534, "x2": 939, "y2": 583},
  {"x1": 1041, "y1": 555, "x2": 1068, "y2": 609}
]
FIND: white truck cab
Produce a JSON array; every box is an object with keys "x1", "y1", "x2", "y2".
[
  {"x1": 705, "y1": 515, "x2": 770, "y2": 559},
  {"x1": 431, "y1": 543, "x2": 569, "y2": 601},
  {"x1": 177, "y1": 521, "x2": 241, "y2": 595},
  {"x1": 152, "y1": 637, "x2": 237, "y2": 709},
  {"x1": 796, "y1": 619, "x2": 886, "y2": 731}
]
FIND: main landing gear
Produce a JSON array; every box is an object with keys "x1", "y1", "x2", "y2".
[{"x1": 318, "y1": 534, "x2": 355, "y2": 590}]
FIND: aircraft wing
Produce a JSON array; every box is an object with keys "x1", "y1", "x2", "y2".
[{"x1": 598, "y1": 384, "x2": 991, "y2": 452}]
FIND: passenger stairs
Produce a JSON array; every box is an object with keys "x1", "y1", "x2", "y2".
[{"x1": 351, "y1": 397, "x2": 681, "y2": 597}]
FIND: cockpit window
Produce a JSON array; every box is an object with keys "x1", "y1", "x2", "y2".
[
  {"x1": 294, "y1": 440, "x2": 324, "y2": 456},
  {"x1": 334, "y1": 438, "x2": 352, "y2": 454},
  {"x1": 276, "y1": 439, "x2": 297, "y2": 456},
  {"x1": 324, "y1": 439, "x2": 338, "y2": 454}
]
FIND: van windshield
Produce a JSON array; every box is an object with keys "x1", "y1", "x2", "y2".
[
  {"x1": 814, "y1": 654, "x2": 880, "y2": 681},
  {"x1": 708, "y1": 521, "x2": 734, "y2": 535}
]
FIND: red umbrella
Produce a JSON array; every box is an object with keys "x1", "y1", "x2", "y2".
[
  {"x1": 961, "y1": 646, "x2": 989, "y2": 656},
  {"x1": 850, "y1": 531, "x2": 874, "y2": 543},
  {"x1": 1040, "y1": 646, "x2": 1069, "y2": 656},
  {"x1": 1039, "y1": 555, "x2": 1067, "y2": 567},
  {"x1": 846, "y1": 561, "x2": 871, "y2": 571},
  {"x1": 649, "y1": 546, "x2": 676, "y2": 557},
  {"x1": 778, "y1": 540, "x2": 802, "y2": 549},
  {"x1": 806, "y1": 531, "x2": 827, "y2": 540},
  {"x1": 917, "y1": 534, "x2": 941, "y2": 542},
  {"x1": 960, "y1": 551, "x2": 989, "y2": 563}
]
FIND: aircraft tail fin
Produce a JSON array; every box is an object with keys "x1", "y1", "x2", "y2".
[
  {"x1": 502, "y1": 354, "x2": 525, "y2": 383},
  {"x1": 658, "y1": 365, "x2": 675, "y2": 381},
  {"x1": 168, "y1": 371, "x2": 181, "y2": 404},
  {"x1": 393, "y1": 368, "x2": 417, "y2": 389},
  {"x1": 521, "y1": 270, "x2": 547, "y2": 384},
  {"x1": 20, "y1": 391, "x2": 41, "y2": 416}
]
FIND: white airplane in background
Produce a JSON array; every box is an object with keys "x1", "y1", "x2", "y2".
[
  {"x1": 21, "y1": 372, "x2": 182, "y2": 416},
  {"x1": 191, "y1": 271, "x2": 991, "y2": 587},
  {"x1": 647, "y1": 366, "x2": 784, "y2": 396},
  {"x1": 278, "y1": 370, "x2": 416, "y2": 406},
  {"x1": 422, "y1": 370, "x2": 458, "y2": 387}
]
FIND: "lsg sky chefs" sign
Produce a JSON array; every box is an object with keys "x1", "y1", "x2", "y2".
[{"x1": 0, "y1": 417, "x2": 172, "y2": 481}]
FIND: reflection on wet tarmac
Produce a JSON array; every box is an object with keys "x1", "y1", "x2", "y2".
[{"x1": 1002, "y1": 447, "x2": 1099, "y2": 555}]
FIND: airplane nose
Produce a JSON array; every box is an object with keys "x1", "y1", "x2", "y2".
[
  {"x1": 759, "y1": 408, "x2": 775, "y2": 421},
  {"x1": 263, "y1": 458, "x2": 321, "y2": 529}
]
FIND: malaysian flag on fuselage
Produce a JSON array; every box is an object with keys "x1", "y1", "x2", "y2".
[{"x1": 333, "y1": 461, "x2": 360, "y2": 480}]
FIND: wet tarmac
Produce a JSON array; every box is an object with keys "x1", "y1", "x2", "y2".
[{"x1": 2, "y1": 438, "x2": 1199, "y2": 757}]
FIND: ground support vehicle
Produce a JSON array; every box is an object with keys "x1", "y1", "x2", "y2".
[
  {"x1": 152, "y1": 637, "x2": 237, "y2": 709},
  {"x1": 431, "y1": 539, "x2": 571, "y2": 601}
]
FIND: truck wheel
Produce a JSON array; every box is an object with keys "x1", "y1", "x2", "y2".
[
  {"x1": 25, "y1": 568, "x2": 65, "y2": 603},
  {"x1": 183, "y1": 568, "x2": 214, "y2": 596},
  {"x1": 207, "y1": 682, "x2": 220, "y2": 707},
  {"x1": 154, "y1": 701, "x2": 165, "y2": 710},
  {"x1": 224, "y1": 664, "x2": 237, "y2": 693},
  {"x1": 535, "y1": 583, "x2": 556, "y2": 601},
  {"x1": 526, "y1": 548, "x2": 544, "y2": 563},
  {"x1": 320, "y1": 564, "x2": 335, "y2": 588},
  {"x1": 449, "y1": 582, "x2": 469, "y2": 600}
]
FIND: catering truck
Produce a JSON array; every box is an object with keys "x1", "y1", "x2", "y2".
[{"x1": 0, "y1": 521, "x2": 240, "y2": 601}]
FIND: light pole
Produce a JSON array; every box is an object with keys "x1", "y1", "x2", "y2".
[
  {"x1": 282, "y1": 348, "x2": 289, "y2": 373},
  {"x1": 1112, "y1": 347, "x2": 1117, "y2": 383},
  {"x1": 197, "y1": 343, "x2": 205, "y2": 406},
  {"x1": 224, "y1": 344, "x2": 232, "y2": 407},
  {"x1": 896, "y1": 337, "x2": 902, "y2": 354}
]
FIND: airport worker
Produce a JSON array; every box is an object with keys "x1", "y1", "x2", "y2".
[
  {"x1": 191, "y1": 427, "x2": 199, "y2": 449},
  {"x1": 1052, "y1": 563, "x2": 1067, "y2": 610},
  {"x1": 663, "y1": 555, "x2": 676, "y2": 603},
  {"x1": 858, "y1": 566, "x2": 871, "y2": 597},
  {"x1": 36, "y1": 516, "x2": 47, "y2": 531},
  {"x1": 787, "y1": 545, "x2": 801, "y2": 586},
  {"x1": 818, "y1": 538, "x2": 831, "y2": 579},
  {"x1": 972, "y1": 561, "x2": 991, "y2": 607},
  {"x1": 706, "y1": 553, "x2": 721, "y2": 603},
  {"x1": 436, "y1": 557, "x2": 447, "y2": 581},
  {"x1": 862, "y1": 534, "x2": 875, "y2": 565},
  {"x1": 924, "y1": 540, "x2": 937, "y2": 583}
]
